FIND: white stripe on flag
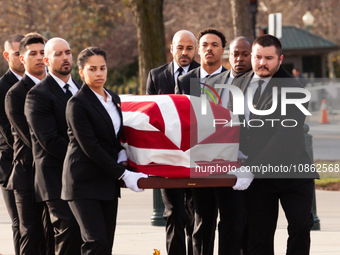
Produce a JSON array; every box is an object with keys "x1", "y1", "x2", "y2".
[
  {"x1": 190, "y1": 96, "x2": 216, "y2": 143},
  {"x1": 122, "y1": 143, "x2": 191, "y2": 167},
  {"x1": 121, "y1": 95, "x2": 182, "y2": 148},
  {"x1": 123, "y1": 111, "x2": 157, "y2": 131},
  {"x1": 187, "y1": 143, "x2": 239, "y2": 162}
]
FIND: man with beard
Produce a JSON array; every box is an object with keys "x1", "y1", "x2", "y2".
[
  {"x1": 228, "y1": 34, "x2": 317, "y2": 255},
  {"x1": 146, "y1": 30, "x2": 199, "y2": 255},
  {"x1": 147, "y1": 30, "x2": 200, "y2": 94},
  {"x1": 0, "y1": 34, "x2": 24, "y2": 255},
  {"x1": 24, "y1": 37, "x2": 82, "y2": 255}
]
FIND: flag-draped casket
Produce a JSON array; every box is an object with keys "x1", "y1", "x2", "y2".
[{"x1": 120, "y1": 94, "x2": 240, "y2": 179}]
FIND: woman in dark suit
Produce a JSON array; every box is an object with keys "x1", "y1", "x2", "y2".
[{"x1": 61, "y1": 47, "x2": 147, "y2": 255}]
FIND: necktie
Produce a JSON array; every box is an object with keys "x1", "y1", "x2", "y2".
[
  {"x1": 177, "y1": 67, "x2": 183, "y2": 77},
  {"x1": 64, "y1": 84, "x2": 73, "y2": 99},
  {"x1": 252, "y1": 79, "x2": 264, "y2": 108}
]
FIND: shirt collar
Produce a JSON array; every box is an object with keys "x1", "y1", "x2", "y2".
[
  {"x1": 9, "y1": 68, "x2": 23, "y2": 81},
  {"x1": 251, "y1": 73, "x2": 271, "y2": 86},
  {"x1": 25, "y1": 70, "x2": 44, "y2": 84},
  {"x1": 90, "y1": 88, "x2": 112, "y2": 103},
  {"x1": 49, "y1": 72, "x2": 76, "y2": 90},
  {"x1": 200, "y1": 65, "x2": 223, "y2": 79},
  {"x1": 173, "y1": 61, "x2": 189, "y2": 74}
]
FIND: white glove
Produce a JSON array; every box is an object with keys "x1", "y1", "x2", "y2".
[
  {"x1": 227, "y1": 167, "x2": 254, "y2": 191},
  {"x1": 121, "y1": 170, "x2": 148, "y2": 192}
]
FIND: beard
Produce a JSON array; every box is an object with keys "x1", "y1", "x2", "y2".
[{"x1": 54, "y1": 66, "x2": 72, "y2": 76}]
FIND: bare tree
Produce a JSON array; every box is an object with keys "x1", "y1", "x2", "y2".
[
  {"x1": 128, "y1": 0, "x2": 166, "y2": 95},
  {"x1": 230, "y1": 0, "x2": 253, "y2": 39}
]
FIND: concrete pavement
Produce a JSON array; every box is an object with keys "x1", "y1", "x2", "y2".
[{"x1": 1, "y1": 188, "x2": 340, "y2": 255}]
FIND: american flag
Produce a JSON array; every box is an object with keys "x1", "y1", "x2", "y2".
[{"x1": 120, "y1": 94, "x2": 240, "y2": 178}]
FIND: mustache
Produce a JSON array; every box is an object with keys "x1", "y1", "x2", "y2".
[{"x1": 258, "y1": 66, "x2": 269, "y2": 71}]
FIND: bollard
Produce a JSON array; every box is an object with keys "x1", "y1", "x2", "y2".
[
  {"x1": 150, "y1": 189, "x2": 165, "y2": 226},
  {"x1": 304, "y1": 124, "x2": 321, "y2": 230}
]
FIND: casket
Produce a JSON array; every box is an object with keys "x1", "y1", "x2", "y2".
[{"x1": 120, "y1": 94, "x2": 240, "y2": 188}]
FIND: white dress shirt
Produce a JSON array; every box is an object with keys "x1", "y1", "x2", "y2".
[
  {"x1": 25, "y1": 70, "x2": 44, "y2": 85},
  {"x1": 173, "y1": 61, "x2": 189, "y2": 84},
  {"x1": 10, "y1": 68, "x2": 23, "y2": 81},
  {"x1": 49, "y1": 73, "x2": 79, "y2": 96},
  {"x1": 90, "y1": 88, "x2": 127, "y2": 162}
]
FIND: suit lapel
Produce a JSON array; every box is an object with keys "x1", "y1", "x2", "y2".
[
  {"x1": 4, "y1": 70, "x2": 19, "y2": 85},
  {"x1": 22, "y1": 75, "x2": 36, "y2": 92},
  {"x1": 46, "y1": 75, "x2": 70, "y2": 105},
  {"x1": 83, "y1": 85, "x2": 117, "y2": 141},
  {"x1": 164, "y1": 62, "x2": 175, "y2": 90}
]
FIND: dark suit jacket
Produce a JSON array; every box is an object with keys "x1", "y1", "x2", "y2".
[
  {"x1": 228, "y1": 67, "x2": 317, "y2": 179},
  {"x1": 146, "y1": 60, "x2": 200, "y2": 95},
  {"x1": 4, "y1": 75, "x2": 35, "y2": 190},
  {"x1": 177, "y1": 66, "x2": 227, "y2": 95},
  {"x1": 0, "y1": 70, "x2": 18, "y2": 185},
  {"x1": 24, "y1": 74, "x2": 81, "y2": 202},
  {"x1": 61, "y1": 84, "x2": 126, "y2": 201}
]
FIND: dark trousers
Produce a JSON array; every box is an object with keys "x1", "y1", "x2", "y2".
[
  {"x1": 161, "y1": 188, "x2": 194, "y2": 255},
  {"x1": 192, "y1": 187, "x2": 246, "y2": 255},
  {"x1": 68, "y1": 198, "x2": 118, "y2": 255},
  {"x1": 1, "y1": 187, "x2": 20, "y2": 255},
  {"x1": 246, "y1": 179, "x2": 314, "y2": 255},
  {"x1": 14, "y1": 189, "x2": 46, "y2": 255},
  {"x1": 45, "y1": 199, "x2": 82, "y2": 255}
]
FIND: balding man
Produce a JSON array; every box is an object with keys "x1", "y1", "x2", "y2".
[
  {"x1": 146, "y1": 30, "x2": 200, "y2": 95},
  {"x1": 146, "y1": 30, "x2": 199, "y2": 255},
  {"x1": 24, "y1": 37, "x2": 82, "y2": 255}
]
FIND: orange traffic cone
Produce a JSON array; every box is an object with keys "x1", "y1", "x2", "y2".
[{"x1": 320, "y1": 99, "x2": 329, "y2": 124}]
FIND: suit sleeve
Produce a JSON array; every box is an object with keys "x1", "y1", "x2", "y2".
[
  {"x1": 0, "y1": 85, "x2": 14, "y2": 148},
  {"x1": 66, "y1": 98, "x2": 125, "y2": 179},
  {"x1": 5, "y1": 90, "x2": 32, "y2": 149},
  {"x1": 146, "y1": 70, "x2": 156, "y2": 95},
  {"x1": 24, "y1": 89, "x2": 68, "y2": 160}
]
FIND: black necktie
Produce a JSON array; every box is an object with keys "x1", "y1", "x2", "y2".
[
  {"x1": 64, "y1": 84, "x2": 73, "y2": 99},
  {"x1": 252, "y1": 79, "x2": 264, "y2": 108},
  {"x1": 177, "y1": 67, "x2": 183, "y2": 77}
]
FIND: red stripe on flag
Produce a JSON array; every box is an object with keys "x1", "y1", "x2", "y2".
[
  {"x1": 123, "y1": 126, "x2": 180, "y2": 149},
  {"x1": 170, "y1": 95, "x2": 191, "y2": 151}
]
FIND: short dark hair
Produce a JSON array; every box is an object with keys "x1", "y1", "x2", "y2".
[
  {"x1": 4, "y1": 34, "x2": 24, "y2": 48},
  {"x1": 197, "y1": 28, "x2": 226, "y2": 48},
  {"x1": 19, "y1": 32, "x2": 45, "y2": 55},
  {"x1": 77, "y1": 47, "x2": 107, "y2": 69},
  {"x1": 253, "y1": 34, "x2": 282, "y2": 56},
  {"x1": 229, "y1": 36, "x2": 252, "y2": 48}
]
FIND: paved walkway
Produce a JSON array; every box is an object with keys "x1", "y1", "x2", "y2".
[{"x1": 1, "y1": 188, "x2": 340, "y2": 255}]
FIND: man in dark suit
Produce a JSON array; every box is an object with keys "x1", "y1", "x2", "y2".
[
  {"x1": 146, "y1": 30, "x2": 200, "y2": 95},
  {"x1": 146, "y1": 30, "x2": 199, "y2": 255},
  {"x1": 178, "y1": 28, "x2": 231, "y2": 255},
  {"x1": 0, "y1": 34, "x2": 24, "y2": 255},
  {"x1": 228, "y1": 34, "x2": 317, "y2": 255},
  {"x1": 190, "y1": 36, "x2": 252, "y2": 255},
  {"x1": 5, "y1": 33, "x2": 49, "y2": 255},
  {"x1": 24, "y1": 37, "x2": 82, "y2": 255}
]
